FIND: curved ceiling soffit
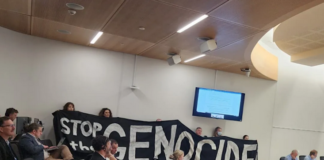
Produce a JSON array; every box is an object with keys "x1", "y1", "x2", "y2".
[
  {"x1": 244, "y1": 0, "x2": 324, "y2": 81},
  {"x1": 273, "y1": 2, "x2": 324, "y2": 66}
]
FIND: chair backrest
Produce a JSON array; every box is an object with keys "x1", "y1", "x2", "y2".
[
  {"x1": 280, "y1": 156, "x2": 285, "y2": 160},
  {"x1": 299, "y1": 155, "x2": 306, "y2": 160},
  {"x1": 320, "y1": 156, "x2": 324, "y2": 160},
  {"x1": 40, "y1": 139, "x2": 53, "y2": 146},
  {"x1": 10, "y1": 141, "x2": 21, "y2": 160}
]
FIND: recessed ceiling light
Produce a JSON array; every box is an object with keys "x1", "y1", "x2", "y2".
[
  {"x1": 184, "y1": 54, "x2": 206, "y2": 63},
  {"x1": 177, "y1": 15, "x2": 208, "y2": 33},
  {"x1": 138, "y1": 27, "x2": 145, "y2": 31},
  {"x1": 57, "y1": 29, "x2": 71, "y2": 34},
  {"x1": 90, "y1": 32, "x2": 103, "y2": 44},
  {"x1": 66, "y1": 3, "x2": 85, "y2": 10}
]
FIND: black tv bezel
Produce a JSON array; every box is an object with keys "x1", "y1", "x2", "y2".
[{"x1": 192, "y1": 87, "x2": 245, "y2": 122}]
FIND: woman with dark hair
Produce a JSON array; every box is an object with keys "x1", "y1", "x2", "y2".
[
  {"x1": 213, "y1": 127, "x2": 222, "y2": 137},
  {"x1": 98, "y1": 108, "x2": 113, "y2": 118},
  {"x1": 63, "y1": 102, "x2": 75, "y2": 111},
  {"x1": 243, "y1": 135, "x2": 249, "y2": 140}
]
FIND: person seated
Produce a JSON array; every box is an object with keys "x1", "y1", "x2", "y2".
[
  {"x1": 243, "y1": 135, "x2": 249, "y2": 140},
  {"x1": 213, "y1": 127, "x2": 222, "y2": 137},
  {"x1": 0, "y1": 117, "x2": 17, "y2": 160},
  {"x1": 62, "y1": 102, "x2": 75, "y2": 111},
  {"x1": 98, "y1": 108, "x2": 113, "y2": 118},
  {"x1": 110, "y1": 139, "x2": 118, "y2": 155},
  {"x1": 18, "y1": 123, "x2": 73, "y2": 160},
  {"x1": 195, "y1": 127, "x2": 202, "y2": 136},
  {"x1": 169, "y1": 150, "x2": 184, "y2": 160},
  {"x1": 285, "y1": 150, "x2": 299, "y2": 160},
  {"x1": 5, "y1": 108, "x2": 18, "y2": 122},
  {"x1": 304, "y1": 150, "x2": 317, "y2": 160},
  {"x1": 5, "y1": 108, "x2": 18, "y2": 140},
  {"x1": 90, "y1": 135, "x2": 116, "y2": 160}
]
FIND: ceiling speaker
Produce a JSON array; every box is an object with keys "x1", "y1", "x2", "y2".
[
  {"x1": 200, "y1": 39, "x2": 217, "y2": 53},
  {"x1": 167, "y1": 55, "x2": 181, "y2": 66}
]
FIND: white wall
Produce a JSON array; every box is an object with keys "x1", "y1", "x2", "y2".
[
  {"x1": 260, "y1": 29, "x2": 324, "y2": 160},
  {"x1": 0, "y1": 27, "x2": 276, "y2": 160}
]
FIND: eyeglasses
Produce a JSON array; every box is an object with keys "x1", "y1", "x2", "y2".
[{"x1": 0, "y1": 124, "x2": 15, "y2": 128}]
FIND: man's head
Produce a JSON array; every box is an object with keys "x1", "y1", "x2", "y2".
[
  {"x1": 5, "y1": 108, "x2": 18, "y2": 121},
  {"x1": 92, "y1": 135, "x2": 112, "y2": 157},
  {"x1": 291, "y1": 150, "x2": 298, "y2": 159},
  {"x1": 110, "y1": 139, "x2": 119, "y2": 155},
  {"x1": 0, "y1": 117, "x2": 16, "y2": 139},
  {"x1": 195, "y1": 127, "x2": 202, "y2": 136},
  {"x1": 310, "y1": 150, "x2": 317, "y2": 159},
  {"x1": 25, "y1": 123, "x2": 43, "y2": 139}
]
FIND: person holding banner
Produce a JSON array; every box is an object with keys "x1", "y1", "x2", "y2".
[
  {"x1": 98, "y1": 108, "x2": 113, "y2": 118},
  {"x1": 62, "y1": 102, "x2": 75, "y2": 111},
  {"x1": 243, "y1": 135, "x2": 249, "y2": 140},
  {"x1": 195, "y1": 127, "x2": 202, "y2": 136},
  {"x1": 169, "y1": 150, "x2": 184, "y2": 160},
  {"x1": 90, "y1": 135, "x2": 116, "y2": 160},
  {"x1": 213, "y1": 127, "x2": 222, "y2": 137}
]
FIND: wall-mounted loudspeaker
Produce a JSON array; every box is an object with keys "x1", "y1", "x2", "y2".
[
  {"x1": 200, "y1": 39, "x2": 217, "y2": 53},
  {"x1": 167, "y1": 55, "x2": 181, "y2": 66}
]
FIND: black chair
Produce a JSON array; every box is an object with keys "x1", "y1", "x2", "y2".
[
  {"x1": 320, "y1": 156, "x2": 324, "y2": 160},
  {"x1": 10, "y1": 141, "x2": 35, "y2": 160},
  {"x1": 10, "y1": 141, "x2": 21, "y2": 160},
  {"x1": 40, "y1": 139, "x2": 53, "y2": 146},
  {"x1": 280, "y1": 156, "x2": 285, "y2": 160},
  {"x1": 299, "y1": 155, "x2": 306, "y2": 160}
]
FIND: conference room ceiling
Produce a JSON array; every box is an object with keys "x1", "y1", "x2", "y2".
[
  {"x1": 0, "y1": 0, "x2": 322, "y2": 80},
  {"x1": 274, "y1": 2, "x2": 324, "y2": 66}
]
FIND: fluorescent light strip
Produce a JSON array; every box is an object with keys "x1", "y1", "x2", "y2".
[
  {"x1": 90, "y1": 32, "x2": 103, "y2": 44},
  {"x1": 184, "y1": 54, "x2": 206, "y2": 63},
  {"x1": 177, "y1": 15, "x2": 208, "y2": 33}
]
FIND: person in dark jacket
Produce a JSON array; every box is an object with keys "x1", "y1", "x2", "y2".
[
  {"x1": 0, "y1": 117, "x2": 17, "y2": 160},
  {"x1": 18, "y1": 123, "x2": 73, "y2": 160},
  {"x1": 90, "y1": 135, "x2": 116, "y2": 160}
]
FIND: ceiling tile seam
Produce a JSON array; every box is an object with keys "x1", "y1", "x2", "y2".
[
  {"x1": 0, "y1": 8, "x2": 29, "y2": 16},
  {"x1": 209, "y1": 16, "x2": 261, "y2": 31},
  {"x1": 137, "y1": 33, "x2": 177, "y2": 55},
  {"x1": 27, "y1": 0, "x2": 32, "y2": 15},
  {"x1": 206, "y1": 0, "x2": 230, "y2": 14},
  {"x1": 139, "y1": 22, "x2": 263, "y2": 57},
  {"x1": 214, "y1": 30, "x2": 264, "y2": 51},
  {"x1": 206, "y1": 55, "x2": 243, "y2": 64},
  {"x1": 217, "y1": 62, "x2": 244, "y2": 70},
  {"x1": 152, "y1": 0, "x2": 203, "y2": 14},
  {"x1": 29, "y1": 16, "x2": 32, "y2": 35},
  {"x1": 99, "y1": 0, "x2": 127, "y2": 33},
  {"x1": 29, "y1": 0, "x2": 33, "y2": 35},
  {"x1": 203, "y1": 0, "x2": 263, "y2": 31}
]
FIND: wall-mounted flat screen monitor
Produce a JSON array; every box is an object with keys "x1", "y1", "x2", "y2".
[{"x1": 192, "y1": 87, "x2": 245, "y2": 121}]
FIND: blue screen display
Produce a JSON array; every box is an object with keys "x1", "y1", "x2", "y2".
[{"x1": 193, "y1": 87, "x2": 245, "y2": 121}]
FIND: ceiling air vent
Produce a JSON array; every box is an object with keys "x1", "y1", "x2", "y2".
[
  {"x1": 57, "y1": 29, "x2": 71, "y2": 34},
  {"x1": 66, "y1": 3, "x2": 84, "y2": 10}
]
